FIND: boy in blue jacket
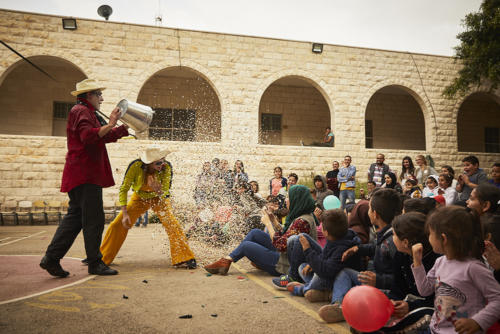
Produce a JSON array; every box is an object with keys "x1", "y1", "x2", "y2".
[
  {"x1": 277, "y1": 209, "x2": 362, "y2": 301},
  {"x1": 319, "y1": 188, "x2": 400, "y2": 323}
]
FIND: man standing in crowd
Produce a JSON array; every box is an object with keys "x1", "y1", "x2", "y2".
[
  {"x1": 40, "y1": 79, "x2": 129, "y2": 277},
  {"x1": 338, "y1": 155, "x2": 356, "y2": 209},
  {"x1": 326, "y1": 161, "x2": 340, "y2": 198},
  {"x1": 367, "y1": 153, "x2": 390, "y2": 187}
]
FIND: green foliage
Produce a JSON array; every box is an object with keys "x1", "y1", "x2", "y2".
[{"x1": 443, "y1": 0, "x2": 500, "y2": 98}]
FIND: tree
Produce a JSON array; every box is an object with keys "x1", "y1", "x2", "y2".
[{"x1": 443, "y1": 0, "x2": 500, "y2": 98}]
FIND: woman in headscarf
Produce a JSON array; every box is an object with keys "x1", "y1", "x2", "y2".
[
  {"x1": 204, "y1": 185, "x2": 318, "y2": 276},
  {"x1": 381, "y1": 171, "x2": 403, "y2": 193},
  {"x1": 347, "y1": 200, "x2": 372, "y2": 245}
]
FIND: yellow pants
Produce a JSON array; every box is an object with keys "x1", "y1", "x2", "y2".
[{"x1": 100, "y1": 192, "x2": 195, "y2": 266}]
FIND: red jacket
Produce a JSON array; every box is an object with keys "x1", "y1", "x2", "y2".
[{"x1": 60, "y1": 99, "x2": 129, "y2": 192}]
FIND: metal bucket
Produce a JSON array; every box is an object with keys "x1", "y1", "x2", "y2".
[{"x1": 116, "y1": 99, "x2": 155, "y2": 133}]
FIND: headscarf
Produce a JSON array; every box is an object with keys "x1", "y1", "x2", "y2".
[
  {"x1": 284, "y1": 185, "x2": 316, "y2": 233},
  {"x1": 383, "y1": 172, "x2": 398, "y2": 189},
  {"x1": 348, "y1": 200, "x2": 372, "y2": 244}
]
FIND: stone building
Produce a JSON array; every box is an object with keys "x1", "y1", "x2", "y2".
[{"x1": 0, "y1": 9, "x2": 499, "y2": 204}]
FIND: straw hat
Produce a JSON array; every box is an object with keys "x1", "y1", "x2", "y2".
[
  {"x1": 140, "y1": 146, "x2": 171, "y2": 164},
  {"x1": 71, "y1": 78, "x2": 106, "y2": 96}
]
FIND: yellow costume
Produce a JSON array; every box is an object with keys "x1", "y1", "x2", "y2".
[{"x1": 100, "y1": 159, "x2": 195, "y2": 266}]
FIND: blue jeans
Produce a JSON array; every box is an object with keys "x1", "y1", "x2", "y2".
[
  {"x1": 229, "y1": 229, "x2": 281, "y2": 276},
  {"x1": 287, "y1": 233, "x2": 323, "y2": 281},
  {"x1": 331, "y1": 268, "x2": 361, "y2": 303},
  {"x1": 135, "y1": 211, "x2": 148, "y2": 227},
  {"x1": 339, "y1": 189, "x2": 355, "y2": 209},
  {"x1": 298, "y1": 263, "x2": 332, "y2": 293}
]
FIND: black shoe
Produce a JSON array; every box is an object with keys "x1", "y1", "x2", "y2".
[
  {"x1": 88, "y1": 261, "x2": 118, "y2": 275},
  {"x1": 186, "y1": 259, "x2": 197, "y2": 269},
  {"x1": 40, "y1": 255, "x2": 69, "y2": 278},
  {"x1": 81, "y1": 258, "x2": 88, "y2": 265}
]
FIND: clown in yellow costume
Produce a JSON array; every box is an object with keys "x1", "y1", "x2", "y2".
[{"x1": 100, "y1": 146, "x2": 196, "y2": 268}]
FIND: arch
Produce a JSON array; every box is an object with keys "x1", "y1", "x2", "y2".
[
  {"x1": 131, "y1": 59, "x2": 226, "y2": 111},
  {"x1": 0, "y1": 48, "x2": 91, "y2": 88},
  {"x1": 254, "y1": 69, "x2": 336, "y2": 146},
  {"x1": 0, "y1": 55, "x2": 87, "y2": 136},
  {"x1": 454, "y1": 90, "x2": 500, "y2": 153},
  {"x1": 360, "y1": 79, "x2": 435, "y2": 151},
  {"x1": 136, "y1": 64, "x2": 222, "y2": 142}
]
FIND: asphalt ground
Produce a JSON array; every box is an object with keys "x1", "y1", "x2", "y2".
[{"x1": 0, "y1": 225, "x2": 351, "y2": 334}]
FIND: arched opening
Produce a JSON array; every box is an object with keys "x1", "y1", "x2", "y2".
[
  {"x1": 137, "y1": 67, "x2": 221, "y2": 142},
  {"x1": 0, "y1": 56, "x2": 86, "y2": 136},
  {"x1": 457, "y1": 92, "x2": 500, "y2": 153},
  {"x1": 365, "y1": 85, "x2": 426, "y2": 150},
  {"x1": 258, "y1": 76, "x2": 331, "y2": 146}
]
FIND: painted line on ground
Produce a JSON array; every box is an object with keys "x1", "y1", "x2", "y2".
[
  {"x1": 232, "y1": 263, "x2": 351, "y2": 334},
  {"x1": 0, "y1": 237, "x2": 11, "y2": 242},
  {"x1": 0, "y1": 255, "x2": 96, "y2": 305},
  {"x1": 0, "y1": 231, "x2": 46, "y2": 247}
]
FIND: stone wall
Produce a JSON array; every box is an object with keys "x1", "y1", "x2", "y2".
[{"x1": 0, "y1": 9, "x2": 499, "y2": 205}]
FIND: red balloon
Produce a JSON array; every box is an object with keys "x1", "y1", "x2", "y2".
[{"x1": 342, "y1": 285, "x2": 394, "y2": 332}]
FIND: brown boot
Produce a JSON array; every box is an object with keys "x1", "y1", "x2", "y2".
[
  {"x1": 204, "y1": 258, "x2": 232, "y2": 275},
  {"x1": 304, "y1": 289, "x2": 332, "y2": 302},
  {"x1": 318, "y1": 303, "x2": 344, "y2": 323}
]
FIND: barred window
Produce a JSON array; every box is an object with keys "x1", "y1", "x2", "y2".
[
  {"x1": 261, "y1": 114, "x2": 281, "y2": 131},
  {"x1": 53, "y1": 101, "x2": 73, "y2": 119},
  {"x1": 485, "y1": 127, "x2": 500, "y2": 153},
  {"x1": 365, "y1": 120, "x2": 373, "y2": 148},
  {"x1": 149, "y1": 108, "x2": 196, "y2": 141}
]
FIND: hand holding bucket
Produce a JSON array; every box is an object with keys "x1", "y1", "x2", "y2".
[{"x1": 116, "y1": 99, "x2": 155, "y2": 133}]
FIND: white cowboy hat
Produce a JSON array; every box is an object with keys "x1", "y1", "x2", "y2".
[
  {"x1": 71, "y1": 78, "x2": 106, "y2": 96},
  {"x1": 140, "y1": 146, "x2": 171, "y2": 164}
]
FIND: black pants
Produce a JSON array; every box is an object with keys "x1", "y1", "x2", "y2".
[{"x1": 45, "y1": 184, "x2": 104, "y2": 266}]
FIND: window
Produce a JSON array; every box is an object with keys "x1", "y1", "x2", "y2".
[
  {"x1": 52, "y1": 101, "x2": 74, "y2": 136},
  {"x1": 485, "y1": 127, "x2": 500, "y2": 153},
  {"x1": 53, "y1": 101, "x2": 73, "y2": 119},
  {"x1": 365, "y1": 120, "x2": 373, "y2": 148},
  {"x1": 149, "y1": 108, "x2": 196, "y2": 141},
  {"x1": 261, "y1": 114, "x2": 281, "y2": 131}
]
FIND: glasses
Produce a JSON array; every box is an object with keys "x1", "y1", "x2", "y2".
[{"x1": 91, "y1": 91, "x2": 103, "y2": 97}]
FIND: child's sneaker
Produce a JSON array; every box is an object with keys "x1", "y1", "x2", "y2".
[
  {"x1": 318, "y1": 302, "x2": 344, "y2": 323},
  {"x1": 287, "y1": 282, "x2": 305, "y2": 296},
  {"x1": 304, "y1": 289, "x2": 332, "y2": 302},
  {"x1": 272, "y1": 274, "x2": 293, "y2": 290}
]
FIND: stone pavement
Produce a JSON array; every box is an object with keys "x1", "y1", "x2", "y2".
[{"x1": 0, "y1": 225, "x2": 350, "y2": 334}]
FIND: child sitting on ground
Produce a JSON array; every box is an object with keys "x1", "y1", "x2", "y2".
[
  {"x1": 489, "y1": 163, "x2": 500, "y2": 188},
  {"x1": 317, "y1": 188, "x2": 400, "y2": 323},
  {"x1": 412, "y1": 206, "x2": 500, "y2": 333},
  {"x1": 380, "y1": 212, "x2": 440, "y2": 332},
  {"x1": 422, "y1": 175, "x2": 439, "y2": 198},
  {"x1": 437, "y1": 173, "x2": 457, "y2": 206},
  {"x1": 404, "y1": 179, "x2": 422, "y2": 199},
  {"x1": 278, "y1": 210, "x2": 362, "y2": 302}
]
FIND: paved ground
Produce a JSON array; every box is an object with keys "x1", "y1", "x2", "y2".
[{"x1": 0, "y1": 225, "x2": 351, "y2": 334}]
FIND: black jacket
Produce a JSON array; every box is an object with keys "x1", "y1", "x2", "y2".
[
  {"x1": 388, "y1": 250, "x2": 440, "y2": 310},
  {"x1": 304, "y1": 229, "x2": 362, "y2": 282},
  {"x1": 358, "y1": 225, "x2": 397, "y2": 289}
]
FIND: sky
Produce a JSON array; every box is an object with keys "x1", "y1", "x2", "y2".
[{"x1": 0, "y1": 0, "x2": 483, "y2": 56}]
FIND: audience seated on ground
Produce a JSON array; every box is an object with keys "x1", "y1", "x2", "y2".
[{"x1": 317, "y1": 188, "x2": 400, "y2": 323}]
